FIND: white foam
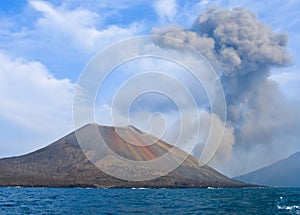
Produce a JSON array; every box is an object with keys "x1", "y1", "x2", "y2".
[
  {"x1": 278, "y1": 205, "x2": 300, "y2": 210},
  {"x1": 131, "y1": 187, "x2": 149, "y2": 190}
]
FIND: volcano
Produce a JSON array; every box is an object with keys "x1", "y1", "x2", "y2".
[{"x1": 0, "y1": 124, "x2": 249, "y2": 188}]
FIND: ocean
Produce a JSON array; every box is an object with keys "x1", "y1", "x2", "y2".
[{"x1": 0, "y1": 187, "x2": 299, "y2": 214}]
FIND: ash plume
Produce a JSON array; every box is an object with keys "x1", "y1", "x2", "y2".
[{"x1": 153, "y1": 7, "x2": 299, "y2": 176}]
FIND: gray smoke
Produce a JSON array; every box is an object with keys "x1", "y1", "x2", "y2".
[{"x1": 152, "y1": 7, "x2": 299, "y2": 176}]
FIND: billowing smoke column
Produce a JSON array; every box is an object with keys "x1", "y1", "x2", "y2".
[{"x1": 153, "y1": 7, "x2": 299, "y2": 176}]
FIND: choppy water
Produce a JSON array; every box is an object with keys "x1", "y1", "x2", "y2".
[{"x1": 0, "y1": 187, "x2": 299, "y2": 214}]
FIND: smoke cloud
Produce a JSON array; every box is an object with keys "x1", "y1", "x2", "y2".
[{"x1": 152, "y1": 7, "x2": 299, "y2": 176}]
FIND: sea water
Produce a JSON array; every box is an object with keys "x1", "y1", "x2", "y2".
[{"x1": 0, "y1": 187, "x2": 299, "y2": 214}]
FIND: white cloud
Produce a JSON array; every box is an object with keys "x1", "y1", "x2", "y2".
[
  {"x1": 269, "y1": 69, "x2": 300, "y2": 99},
  {"x1": 270, "y1": 70, "x2": 300, "y2": 85},
  {"x1": 0, "y1": 51, "x2": 75, "y2": 156},
  {"x1": 154, "y1": 0, "x2": 178, "y2": 21},
  {"x1": 29, "y1": 0, "x2": 141, "y2": 52},
  {"x1": 0, "y1": 0, "x2": 144, "y2": 158},
  {"x1": 199, "y1": 0, "x2": 210, "y2": 5},
  {"x1": 55, "y1": 0, "x2": 145, "y2": 10}
]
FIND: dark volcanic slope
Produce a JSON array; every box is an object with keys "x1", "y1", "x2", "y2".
[
  {"x1": 234, "y1": 152, "x2": 300, "y2": 187},
  {"x1": 0, "y1": 124, "x2": 247, "y2": 188}
]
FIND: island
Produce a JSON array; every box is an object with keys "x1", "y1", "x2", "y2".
[{"x1": 0, "y1": 124, "x2": 251, "y2": 188}]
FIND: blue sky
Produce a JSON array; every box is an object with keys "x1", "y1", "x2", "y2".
[{"x1": 0, "y1": 0, "x2": 299, "y2": 176}]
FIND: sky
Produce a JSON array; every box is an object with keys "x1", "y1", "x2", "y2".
[{"x1": 0, "y1": 0, "x2": 299, "y2": 177}]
